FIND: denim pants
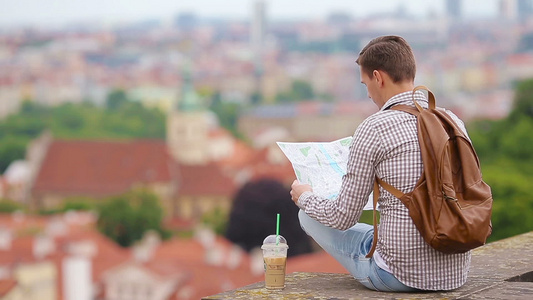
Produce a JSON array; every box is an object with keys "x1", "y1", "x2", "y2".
[{"x1": 298, "y1": 210, "x2": 419, "y2": 292}]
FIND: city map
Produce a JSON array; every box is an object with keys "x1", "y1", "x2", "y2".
[{"x1": 277, "y1": 137, "x2": 373, "y2": 210}]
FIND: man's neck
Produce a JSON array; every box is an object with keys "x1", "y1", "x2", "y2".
[
  {"x1": 379, "y1": 81, "x2": 415, "y2": 107},
  {"x1": 385, "y1": 81, "x2": 415, "y2": 101}
]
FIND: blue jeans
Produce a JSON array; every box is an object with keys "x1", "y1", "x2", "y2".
[{"x1": 298, "y1": 210, "x2": 419, "y2": 292}]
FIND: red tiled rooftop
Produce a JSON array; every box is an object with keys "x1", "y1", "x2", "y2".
[
  {"x1": 176, "y1": 261, "x2": 263, "y2": 299},
  {"x1": 0, "y1": 213, "x2": 49, "y2": 233},
  {"x1": 208, "y1": 128, "x2": 231, "y2": 139},
  {"x1": 0, "y1": 279, "x2": 17, "y2": 297},
  {"x1": 154, "y1": 236, "x2": 236, "y2": 264},
  {"x1": 154, "y1": 236, "x2": 263, "y2": 299},
  {"x1": 142, "y1": 259, "x2": 186, "y2": 278},
  {"x1": 32, "y1": 139, "x2": 175, "y2": 197},
  {"x1": 0, "y1": 236, "x2": 36, "y2": 265},
  {"x1": 177, "y1": 163, "x2": 236, "y2": 197},
  {"x1": 297, "y1": 102, "x2": 322, "y2": 115},
  {"x1": 0, "y1": 212, "x2": 96, "y2": 234},
  {"x1": 53, "y1": 229, "x2": 131, "y2": 282},
  {"x1": 52, "y1": 227, "x2": 131, "y2": 300},
  {"x1": 506, "y1": 53, "x2": 533, "y2": 65},
  {"x1": 215, "y1": 140, "x2": 256, "y2": 169}
]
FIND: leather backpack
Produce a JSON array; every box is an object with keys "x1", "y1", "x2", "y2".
[{"x1": 366, "y1": 86, "x2": 493, "y2": 258}]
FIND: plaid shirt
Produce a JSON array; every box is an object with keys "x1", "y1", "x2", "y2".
[{"x1": 298, "y1": 91, "x2": 471, "y2": 290}]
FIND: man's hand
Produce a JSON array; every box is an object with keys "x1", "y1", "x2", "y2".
[{"x1": 290, "y1": 180, "x2": 312, "y2": 204}]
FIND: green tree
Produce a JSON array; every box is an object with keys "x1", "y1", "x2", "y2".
[
  {"x1": 0, "y1": 136, "x2": 29, "y2": 172},
  {"x1": 481, "y1": 160, "x2": 533, "y2": 241},
  {"x1": 96, "y1": 189, "x2": 170, "y2": 247},
  {"x1": 0, "y1": 93, "x2": 166, "y2": 172},
  {"x1": 0, "y1": 101, "x2": 46, "y2": 140},
  {"x1": 50, "y1": 103, "x2": 86, "y2": 136},
  {"x1": 209, "y1": 92, "x2": 243, "y2": 138},
  {"x1": 106, "y1": 89, "x2": 129, "y2": 111},
  {"x1": 499, "y1": 116, "x2": 533, "y2": 162},
  {"x1": 509, "y1": 78, "x2": 533, "y2": 121},
  {"x1": 292, "y1": 80, "x2": 315, "y2": 100},
  {"x1": 275, "y1": 80, "x2": 317, "y2": 103},
  {"x1": 201, "y1": 207, "x2": 228, "y2": 236},
  {"x1": 38, "y1": 197, "x2": 98, "y2": 215},
  {"x1": 101, "y1": 101, "x2": 165, "y2": 139},
  {"x1": 468, "y1": 78, "x2": 533, "y2": 242},
  {"x1": 19, "y1": 99, "x2": 49, "y2": 116},
  {"x1": 97, "y1": 196, "x2": 136, "y2": 247},
  {"x1": 61, "y1": 198, "x2": 97, "y2": 212},
  {"x1": 0, "y1": 199, "x2": 25, "y2": 213},
  {"x1": 250, "y1": 91, "x2": 263, "y2": 105}
]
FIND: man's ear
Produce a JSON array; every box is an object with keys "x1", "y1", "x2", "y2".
[{"x1": 373, "y1": 70, "x2": 384, "y2": 87}]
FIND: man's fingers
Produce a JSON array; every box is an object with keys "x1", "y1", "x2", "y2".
[{"x1": 291, "y1": 179, "x2": 298, "y2": 187}]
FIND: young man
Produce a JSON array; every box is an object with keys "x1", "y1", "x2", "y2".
[{"x1": 290, "y1": 35, "x2": 470, "y2": 292}]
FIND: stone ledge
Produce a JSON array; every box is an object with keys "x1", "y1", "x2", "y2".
[{"x1": 202, "y1": 231, "x2": 533, "y2": 300}]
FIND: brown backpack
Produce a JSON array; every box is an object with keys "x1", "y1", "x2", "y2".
[{"x1": 366, "y1": 86, "x2": 493, "y2": 258}]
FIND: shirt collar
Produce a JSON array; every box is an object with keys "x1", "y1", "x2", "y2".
[{"x1": 380, "y1": 90, "x2": 428, "y2": 111}]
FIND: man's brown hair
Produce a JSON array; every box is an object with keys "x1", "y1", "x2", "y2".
[{"x1": 356, "y1": 35, "x2": 416, "y2": 83}]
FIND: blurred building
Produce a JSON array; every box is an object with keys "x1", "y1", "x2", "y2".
[
  {"x1": 0, "y1": 211, "x2": 350, "y2": 300},
  {"x1": 19, "y1": 135, "x2": 235, "y2": 222},
  {"x1": 0, "y1": 211, "x2": 129, "y2": 300},
  {"x1": 446, "y1": 0, "x2": 463, "y2": 20},
  {"x1": 2, "y1": 160, "x2": 31, "y2": 203},
  {"x1": 0, "y1": 212, "x2": 274, "y2": 300},
  {"x1": 238, "y1": 101, "x2": 376, "y2": 142},
  {"x1": 174, "y1": 12, "x2": 199, "y2": 32},
  {"x1": 251, "y1": 0, "x2": 266, "y2": 62},
  {"x1": 501, "y1": 0, "x2": 518, "y2": 20},
  {"x1": 128, "y1": 87, "x2": 178, "y2": 114},
  {"x1": 251, "y1": 0, "x2": 267, "y2": 97},
  {"x1": 29, "y1": 139, "x2": 178, "y2": 210},
  {"x1": 518, "y1": 0, "x2": 533, "y2": 20},
  {"x1": 167, "y1": 66, "x2": 212, "y2": 165},
  {"x1": 500, "y1": 0, "x2": 533, "y2": 21},
  {"x1": 0, "y1": 258, "x2": 57, "y2": 300},
  {"x1": 101, "y1": 260, "x2": 187, "y2": 300},
  {"x1": 0, "y1": 86, "x2": 23, "y2": 120}
]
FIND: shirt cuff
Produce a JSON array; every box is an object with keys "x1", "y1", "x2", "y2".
[{"x1": 297, "y1": 191, "x2": 313, "y2": 209}]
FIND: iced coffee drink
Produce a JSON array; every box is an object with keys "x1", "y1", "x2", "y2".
[{"x1": 261, "y1": 235, "x2": 289, "y2": 289}]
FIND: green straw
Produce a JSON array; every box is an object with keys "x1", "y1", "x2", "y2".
[{"x1": 276, "y1": 213, "x2": 280, "y2": 245}]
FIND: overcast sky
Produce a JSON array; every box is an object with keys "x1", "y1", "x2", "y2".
[{"x1": 0, "y1": 0, "x2": 498, "y2": 28}]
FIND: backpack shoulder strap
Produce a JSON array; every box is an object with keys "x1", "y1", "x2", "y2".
[
  {"x1": 390, "y1": 104, "x2": 420, "y2": 116},
  {"x1": 365, "y1": 179, "x2": 380, "y2": 258},
  {"x1": 413, "y1": 85, "x2": 436, "y2": 110},
  {"x1": 376, "y1": 177, "x2": 405, "y2": 199},
  {"x1": 365, "y1": 177, "x2": 406, "y2": 258},
  {"x1": 390, "y1": 85, "x2": 436, "y2": 114}
]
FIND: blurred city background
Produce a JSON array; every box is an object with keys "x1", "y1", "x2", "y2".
[{"x1": 1, "y1": 0, "x2": 533, "y2": 299}]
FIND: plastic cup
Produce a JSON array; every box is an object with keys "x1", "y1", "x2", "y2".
[{"x1": 261, "y1": 234, "x2": 289, "y2": 289}]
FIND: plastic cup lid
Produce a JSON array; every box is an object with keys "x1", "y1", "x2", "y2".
[{"x1": 261, "y1": 234, "x2": 288, "y2": 249}]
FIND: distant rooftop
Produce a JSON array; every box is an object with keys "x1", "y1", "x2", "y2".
[{"x1": 241, "y1": 101, "x2": 376, "y2": 119}]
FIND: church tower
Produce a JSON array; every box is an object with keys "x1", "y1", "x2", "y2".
[
  {"x1": 251, "y1": 0, "x2": 266, "y2": 104},
  {"x1": 167, "y1": 64, "x2": 211, "y2": 165}
]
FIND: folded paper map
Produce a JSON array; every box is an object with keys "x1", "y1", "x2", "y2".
[{"x1": 277, "y1": 137, "x2": 374, "y2": 210}]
